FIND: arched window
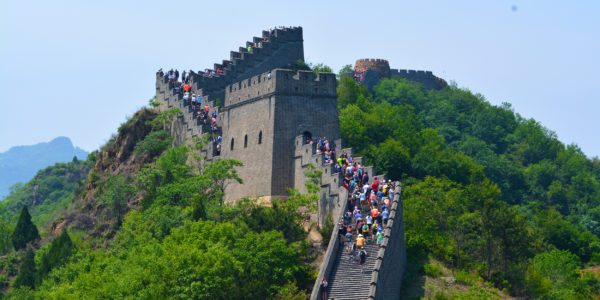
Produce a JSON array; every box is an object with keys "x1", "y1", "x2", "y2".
[
  {"x1": 258, "y1": 131, "x2": 263, "y2": 144},
  {"x1": 230, "y1": 138, "x2": 235, "y2": 151},
  {"x1": 244, "y1": 135, "x2": 248, "y2": 148}
]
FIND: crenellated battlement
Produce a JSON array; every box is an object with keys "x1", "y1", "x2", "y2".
[
  {"x1": 390, "y1": 68, "x2": 447, "y2": 90},
  {"x1": 180, "y1": 27, "x2": 304, "y2": 101},
  {"x1": 392, "y1": 69, "x2": 433, "y2": 76},
  {"x1": 224, "y1": 69, "x2": 337, "y2": 107},
  {"x1": 355, "y1": 58, "x2": 447, "y2": 90}
]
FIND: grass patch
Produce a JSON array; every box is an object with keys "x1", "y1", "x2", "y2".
[{"x1": 424, "y1": 262, "x2": 443, "y2": 278}]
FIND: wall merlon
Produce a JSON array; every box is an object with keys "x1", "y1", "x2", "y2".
[
  {"x1": 274, "y1": 69, "x2": 336, "y2": 97},
  {"x1": 224, "y1": 69, "x2": 336, "y2": 107},
  {"x1": 230, "y1": 51, "x2": 240, "y2": 61}
]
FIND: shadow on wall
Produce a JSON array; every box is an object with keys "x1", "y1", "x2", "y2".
[{"x1": 399, "y1": 248, "x2": 428, "y2": 299}]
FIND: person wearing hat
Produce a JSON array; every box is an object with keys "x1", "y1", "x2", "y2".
[{"x1": 356, "y1": 234, "x2": 365, "y2": 249}]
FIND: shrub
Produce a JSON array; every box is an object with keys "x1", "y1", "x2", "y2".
[
  {"x1": 424, "y1": 262, "x2": 443, "y2": 278},
  {"x1": 320, "y1": 214, "x2": 334, "y2": 247},
  {"x1": 134, "y1": 130, "x2": 172, "y2": 157},
  {"x1": 455, "y1": 270, "x2": 476, "y2": 285}
]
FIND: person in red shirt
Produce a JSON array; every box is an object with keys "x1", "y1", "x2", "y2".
[
  {"x1": 183, "y1": 83, "x2": 191, "y2": 92},
  {"x1": 371, "y1": 177, "x2": 380, "y2": 192}
]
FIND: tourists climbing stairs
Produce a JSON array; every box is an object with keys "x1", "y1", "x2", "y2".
[{"x1": 327, "y1": 242, "x2": 379, "y2": 300}]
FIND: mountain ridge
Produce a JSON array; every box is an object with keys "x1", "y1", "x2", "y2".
[{"x1": 0, "y1": 137, "x2": 88, "y2": 199}]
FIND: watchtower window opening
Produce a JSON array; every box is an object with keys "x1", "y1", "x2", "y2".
[
  {"x1": 230, "y1": 138, "x2": 235, "y2": 151},
  {"x1": 258, "y1": 131, "x2": 263, "y2": 144},
  {"x1": 244, "y1": 135, "x2": 248, "y2": 148},
  {"x1": 303, "y1": 131, "x2": 312, "y2": 144}
]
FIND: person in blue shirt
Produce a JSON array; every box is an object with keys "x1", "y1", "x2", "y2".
[
  {"x1": 354, "y1": 211, "x2": 362, "y2": 222},
  {"x1": 382, "y1": 209, "x2": 390, "y2": 225}
]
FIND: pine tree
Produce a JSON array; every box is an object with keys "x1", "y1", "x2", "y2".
[
  {"x1": 37, "y1": 230, "x2": 74, "y2": 284},
  {"x1": 12, "y1": 207, "x2": 40, "y2": 250},
  {"x1": 14, "y1": 246, "x2": 36, "y2": 288}
]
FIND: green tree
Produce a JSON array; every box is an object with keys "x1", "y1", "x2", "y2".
[
  {"x1": 150, "y1": 108, "x2": 182, "y2": 131},
  {"x1": 134, "y1": 130, "x2": 172, "y2": 157},
  {"x1": 337, "y1": 64, "x2": 354, "y2": 79},
  {"x1": 291, "y1": 59, "x2": 311, "y2": 72},
  {"x1": 12, "y1": 207, "x2": 40, "y2": 250},
  {"x1": 14, "y1": 246, "x2": 36, "y2": 289},
  {"x1": 311, "y1": 63, "x2": 333, "y2": 74},
  {"x1": 336, "y1": 76, "x2": 369, "y2": 109},
  {"x1": 0, "y1": 216, "x2": 12, "y2": 254},
  {"x1": 368, "y1": 138, "x2": 410, "y2": 180},
  {"x1": 37, "y1": 230, "x2": 74, "y2": 284},
  {"x1": 525, "y1": 250, "x2": 583, "y2": 298},
  {"x1": 100, "y1": 175, "x2": 135, "y2": 224}
]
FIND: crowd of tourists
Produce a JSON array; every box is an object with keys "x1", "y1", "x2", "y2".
[
  {"x1": 156, "y1": 69, "x2": 223, "y2": 155},
  {"x1": 320, "y1": 157, "x2": 396, "y2": 299},
  {"x1": 313, "y1": 137, "x2": 337, "y2": 166},
  {"x1": 340, "y1": 171, "x2": 395, "y2": 255}
]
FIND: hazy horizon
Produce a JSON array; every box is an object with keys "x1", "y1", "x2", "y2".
[{"x1": 1, "y1": 1, "x2": 599, "y2": 157}]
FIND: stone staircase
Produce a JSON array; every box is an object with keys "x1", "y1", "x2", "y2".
[
  {"x1": 155, "y1": 78, "x2": 221, "y2": 159},
  {"x1": 327, "y1": 242, "x2": 379, "y2": 300},
  {"x1": 311, "y1": 180, "x2": 402, "y2": 300}
]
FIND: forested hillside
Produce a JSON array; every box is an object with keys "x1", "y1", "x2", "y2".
[
  {"x1": 336, "y1": 72, "x2": 600, "y2": 298},
  {"x1": 0, "y1": 106, "x2": 316, "y2": 299},
  {"x1": 0, "y1": 66, "x2": 599, "y2": 299}
]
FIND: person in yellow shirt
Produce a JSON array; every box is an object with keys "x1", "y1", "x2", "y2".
[{"x1": 356, "y1": 234, "x2": 365, "y2": 249}]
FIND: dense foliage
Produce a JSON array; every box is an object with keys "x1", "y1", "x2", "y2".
[
  {"x1": 2, "y1": 136, "x2": 313, "y2": 299},
  {"x1": 36, "y1": 230, "x2": 74, "y2": 285},
  {"x1": 0, "y1": 157, "x2": 91, "y2": 228},
  {"x1": 23, "y1": 145, "x2": 310, "y2": 299},
  {"x1": 337, "y1": 75, "x2": 600, "y2": 297}
]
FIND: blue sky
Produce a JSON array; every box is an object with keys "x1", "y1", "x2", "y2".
[{"x1": 1, "y1": 0, "x2": 599, "y2": 157}]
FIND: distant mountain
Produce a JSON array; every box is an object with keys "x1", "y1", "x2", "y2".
[{"x1": 0, "y1": 137, "x2": 87, "y2": 199}]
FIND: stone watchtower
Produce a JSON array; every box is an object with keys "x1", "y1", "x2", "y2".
[
  {"x1": 156, "y1": 27, "x2": 341, "y2": 203},
  {"x1": 221, "y1": 70, "x2": 339, "y2": 201},
  {"x1": 157, "y1": 30, "x2": 408, "y2": 299},
  {"x1": 355, "y1": 58, "x2": 391, "y2": 77}
]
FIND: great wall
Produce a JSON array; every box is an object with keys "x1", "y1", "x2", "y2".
[{"x1": 155, "y1": 26, "x2": 444, "y2": 299}]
